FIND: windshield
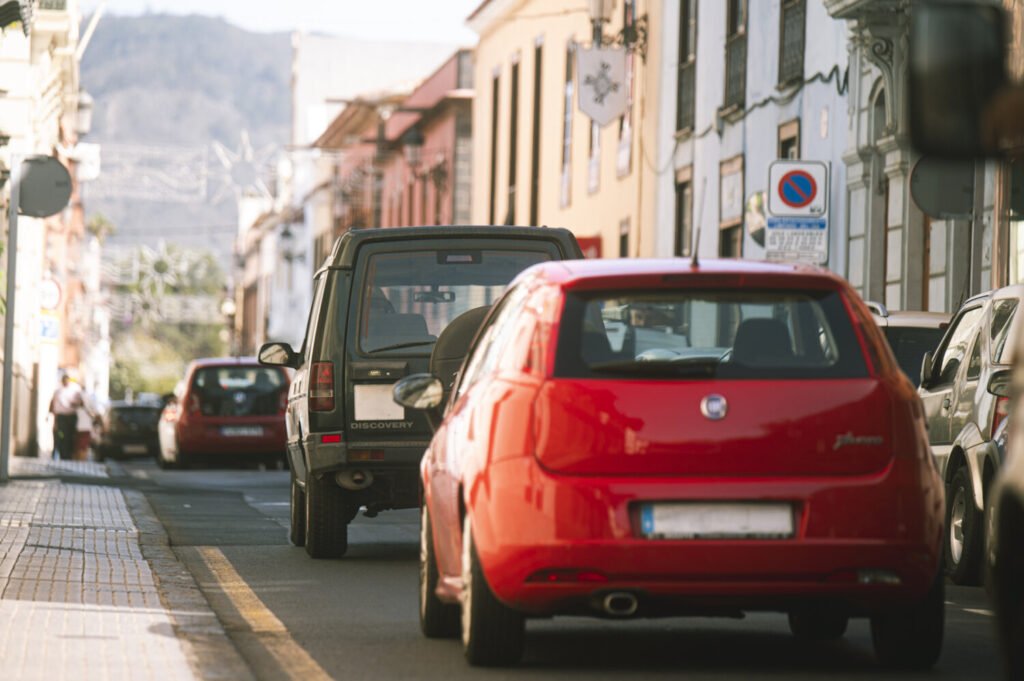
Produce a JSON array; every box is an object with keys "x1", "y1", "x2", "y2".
[
  {"x1": 356, "y1": 249, "x2": 551, "y2": 354},
  {"x1": 555, "y1": 288, "x2": 867, "y2": 380}
]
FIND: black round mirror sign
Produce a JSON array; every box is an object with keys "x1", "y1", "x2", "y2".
[{"x1": 19, "y1": 156, "x2": 72, "y2": 218}]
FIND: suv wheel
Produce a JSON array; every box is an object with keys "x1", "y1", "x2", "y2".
[
  {"x1": 870, "y1": 572, "x2": 944, "y2": 669},
  {"x1": 290, "y1": 470, "x2": 306, "y2": 547},
  {"x1": 788, "y1": 607, "x2": 849, "y2": 640},
  {"x1": 461, "y1": 515, "x2": 524, "y2": 666},
  {"x1": 304, "y1": 475, "x2": 349, "y2": 558},
  {"x1": 420, "y1": 504, "x2": 459, "y2": 638},
  {"x1": 946, "y1": 467, "x2": 982, "y2": 585}
]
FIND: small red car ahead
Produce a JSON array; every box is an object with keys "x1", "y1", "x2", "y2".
[
  {"x1": 157, "y1": 357, "x2": 289, "y2": 469},
  {"x1": 394, "y1": 258, "x2": 945, "y2": 668}
]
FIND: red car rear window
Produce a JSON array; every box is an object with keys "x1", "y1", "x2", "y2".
[
  {"x1": 554, "y1": 288, "x2": 868, "y2": 380},
  {"x1": 189, "y1": 366, "x2": 286, "y2": 416}
]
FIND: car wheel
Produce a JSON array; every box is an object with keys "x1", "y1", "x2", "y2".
[
  {"x1": 946, "y1": 466, "x2": 983, "y2": 585},
  {"x1": 787, "y1": 607, "x2": 849, "y2": 640},
  {"x1": 420, "y1": 504, "x2": 459, "y2": 638},
  {"x1": 290, "y1": 469, "x2": 306, "y2": 547},
  {"x1": 304, "y1": 474, "x2": 349, "y2": 559},
  {"x1": 870, "y1": 571, "x2": 944, "y2": 670},
  {"x1": 461, "y1": 515, "x2": 524, "y2": 666}
]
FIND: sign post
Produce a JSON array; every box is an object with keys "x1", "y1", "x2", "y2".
[
  {"x1": 765, "y1": 160, "x2": 830, "y2": 265},
  {"x1": 1, "y1": 155, "x2": 72, "y2": 482}
]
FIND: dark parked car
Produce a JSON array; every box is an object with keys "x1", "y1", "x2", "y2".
[
  {"x1": 397, "y1": 258, "x2": 945, "y2": 668},
  {"x1": 258, "y1": 225, "x2": 582, "y2": 559},
  {"x1": 986, "y1": 398, "x2": 1022, "y2": 680},
  {"x1": 96, "y1": 400, "x2": 162, "y2": 460},
  {"x1": 156, "y1": 357, "x2": 290, "y2": 469},
  {"x1": 866, "y1": 302, "x2": 949, "y2": 387}
]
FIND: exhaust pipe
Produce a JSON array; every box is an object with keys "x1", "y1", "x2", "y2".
[
  {"x1": 335, "y1": 469, "x2": 374, "y2": 490},
  {"x1": 602, "y1": 592, "x2": 639, "y2": 617}
]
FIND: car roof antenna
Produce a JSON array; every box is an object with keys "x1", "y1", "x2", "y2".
[{"x1": 691, "y1": 177, "x2": 707, "y2": 268}]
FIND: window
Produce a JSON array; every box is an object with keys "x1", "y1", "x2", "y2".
[
  {"x1": 488, "y1": 73, "x2": 500, "y2": 225},
  {"x1": 588, "y1": 120, "x2": 600, "y2": 194},
  {"x1": 778, "y1": 119, "x2": 800, "y2": 159},
  {"x1": 530, "y1": 42, "x2": 543, "y2": 225},
  {"x1": 724, "y1": 0, "x2": 747, "y2": 109},
  {"x1": 676, "y1": 0, "x2": 697, "y2": 132},
  {"x1": 674, "y1": 167, "x2": 693, "y2": 256},
  {"x1": 455, "y1": 283, "x2": 531, "y2": 399},
  {"x1": 719, "y1": 155, "x2": 744, "y2": 257},
  {"x1": 778, "y1": 0, "x2": 806, "y2": 86},
  {"x1": 619, "y1": 219, "x2": 630, "y2": 257},
  {"x1": 617, "y1": 0, "x2": 636, "y2": 176},
  {"x1": 507, "y1": 59, "x2": 520, "y2": 225},
  {"x1": 560, "y1": 42, "x2": 574, "y2": 208},
  {"x1": 966, "y1": 332, "x2": 983, "y2": 381},
  {"x1": 990, "y1": 298, "x2": 1019, "y2": 363},
  {"x1": 936, "y1": 306, "x2": 985, "y2": 385},
  {"x1": 554, "y1": 289, "x2": 868, "y2": 380}
]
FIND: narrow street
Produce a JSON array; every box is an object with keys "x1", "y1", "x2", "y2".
[{"x1": 108, "y1": 459, "x2": 1002, "y2": 681}]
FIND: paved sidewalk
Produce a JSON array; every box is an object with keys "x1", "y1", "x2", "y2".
[{"x1": 0, "y1": 456, "x2": 252, "y2": 681}]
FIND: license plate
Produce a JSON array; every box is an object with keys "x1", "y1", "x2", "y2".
[
  {"x1": 122, "y1": 444, "x2": 148, "y2": 454},
  {"x1": 354, "y1": 383, "x2": 404, "y2": 421},
  {"x1": 221, "y1": 426, "x2": 263, "y2": 437},
  {"x1": 640, "y1": 502, "x2": 794, "y2": 539}
]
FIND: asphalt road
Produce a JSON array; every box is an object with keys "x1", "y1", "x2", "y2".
[{"x1": 117, "y1": 459, "x2": 1005, "y2": 681}]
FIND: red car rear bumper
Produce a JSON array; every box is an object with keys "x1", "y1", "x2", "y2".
[{"x1": 465, "y1": 455, "x2": 944, "y2": 616}]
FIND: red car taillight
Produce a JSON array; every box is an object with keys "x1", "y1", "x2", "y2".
[
  {"x1": 992, "y1": 395, "x2": 1010, "y2": 439},
  {"x1": 310, "y1": 362, "x2": 335, "y2": 412}
]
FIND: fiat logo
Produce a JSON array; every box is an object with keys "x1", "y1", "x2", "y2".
[{"x1": 700, "y1": 394, "x2": 728, "y2": 420}]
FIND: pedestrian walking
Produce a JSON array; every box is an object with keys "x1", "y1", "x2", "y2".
[
  {"x1": 48, "y1": 373, "x2": 82, "y2": 460},
  {"x1": 74, "y1": 391, "x2": 101, "y2": 461}
]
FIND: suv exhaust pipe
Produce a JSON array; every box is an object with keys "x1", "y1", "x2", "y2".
[
  {"x1": 335, "y1": 469, "x2": 374, "y2": 490},
  {"x1": 602, "y1": 592, "x2": 639, "y2": 617}
]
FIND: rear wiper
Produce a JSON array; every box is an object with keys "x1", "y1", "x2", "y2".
[
  {"x1": 588, "y1": 359, "x2": 717, "y2": 377},
  {"x1": 366, "y1": 340, "x2": 436, "y2": 353}
]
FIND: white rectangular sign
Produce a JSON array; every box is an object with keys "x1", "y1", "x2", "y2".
[{"x1": 765, "y1": 217, "x2": 828, "y2": 265}]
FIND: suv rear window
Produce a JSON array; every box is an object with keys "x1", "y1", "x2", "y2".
[
  {"x1": 555, "y1": 289, "x2": 868, "y2": 380},
  {"x1": 190, "y1": 366, "x2": 285, "y2": 416},
  {"x1": 357, "y1": 249, "x2": 551, "y2": 354},
  {"x1": 111, "y1": 406, "x2": 161, "y2": 426}
]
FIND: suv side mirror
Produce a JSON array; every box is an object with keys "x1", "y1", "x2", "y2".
[
  {"x1": 919, "y1": 350, "x2": 934, "y2": 389},
  {"x1": 258, "y1": 341, "x2": 298, "y2": 368},
  {"x1": 909, "y1": 1, "x2": 1010, "y2": 158},
  {"x1": 988, "y1": 369, "x2": 1012, "y2": 398}
]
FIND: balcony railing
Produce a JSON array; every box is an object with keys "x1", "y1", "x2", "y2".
[
  {"x1": 39, "y1": 0, "x2": 67, "y2": 10},
  {"x1": 724, "y1": 33, "x2": 747, "y2": 110},
  {"x1": 676, "y1": 61, "x2": 695, "y2": 132}
]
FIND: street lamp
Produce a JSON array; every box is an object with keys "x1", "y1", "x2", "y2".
[{"x1": 401, "y1": 125, "x2": 424, "y2": 172}]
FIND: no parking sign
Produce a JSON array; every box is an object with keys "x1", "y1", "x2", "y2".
[{"x1": 766, "y1": 160, "x2": 830, "y2": 265}]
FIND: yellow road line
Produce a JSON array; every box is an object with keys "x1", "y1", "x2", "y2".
[{"x1": 197, "y1": 546, "x2": 334, "y2": 681}]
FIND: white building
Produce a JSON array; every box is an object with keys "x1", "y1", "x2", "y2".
[{"x1": 647, "y1": 0, "x2": 849, "y2": 271}]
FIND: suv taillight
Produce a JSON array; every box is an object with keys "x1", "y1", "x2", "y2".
[
  {"x1": 992, "y1": 396, "x2": 1010, "y2": 439},
  {"x1": 310, "y1": 362, "x2": 335, "y2": 411}
]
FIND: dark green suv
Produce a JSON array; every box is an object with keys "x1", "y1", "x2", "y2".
[{"x1": 259, "y1": 226, "x2": 582, "y2": 558}]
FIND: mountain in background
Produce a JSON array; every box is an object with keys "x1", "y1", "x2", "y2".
[{"x1": 80, "y1": 14, "x2": 292, "y2": 266}]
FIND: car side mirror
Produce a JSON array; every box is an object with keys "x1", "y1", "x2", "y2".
[
  {"x1": 393, "y1": 373, "x2": 444, "y2": 432},
  {"x1": 909, "y1": 1, "x2": 1010, "y2": 158},
  {"x1": 258, "y1": 342, "x2": 298, "y2": 368},
  {"x1": 919, "y1": 350, "x2": 934, "y2": 389},
  {"x1": 988, "y1": 369, "x2": 1012, "y2": 398}
]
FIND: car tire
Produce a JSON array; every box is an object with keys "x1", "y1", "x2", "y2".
[
  {"x1": 787, "y1": 607, "x2": 849, "y2": 640},
  {"x1": 420, "y1": 504, "x2": 459, "y2": 638},
  {"x1": 870, "y1": 571, "x2": 944, "y2": 670},
  {"x1": 946, "y1": 466, "x2": 983, "y2": 585},
  {"x1": 461, "y1": 515, "x2": 524, "y2": 667},
  {"x1": 289, "y1": 470, "x2": 306, "y2": 547},
  {"x1": 304, "y1": 474, "x2": 349, "y2": 559}
]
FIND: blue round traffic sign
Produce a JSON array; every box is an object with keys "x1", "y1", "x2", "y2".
[{"x1": 779, "y1": 170, "x2": 817, "y2": 209}]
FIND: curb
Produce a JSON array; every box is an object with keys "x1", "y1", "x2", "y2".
[{"x1": 117, "y1": 471, "x2": 257, "y2": 681}]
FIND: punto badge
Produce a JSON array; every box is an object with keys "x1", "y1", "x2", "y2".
[{"x1": 700, "y1": 394, "x2": 728, "y2": 420}]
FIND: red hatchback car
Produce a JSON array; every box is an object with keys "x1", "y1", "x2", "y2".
[
  {"x1": 394, "y1": 258, "x2": 945, "y2": 668},
  {"x1": 157, "y1": 357, "x2": 289, "y2": 469}
]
